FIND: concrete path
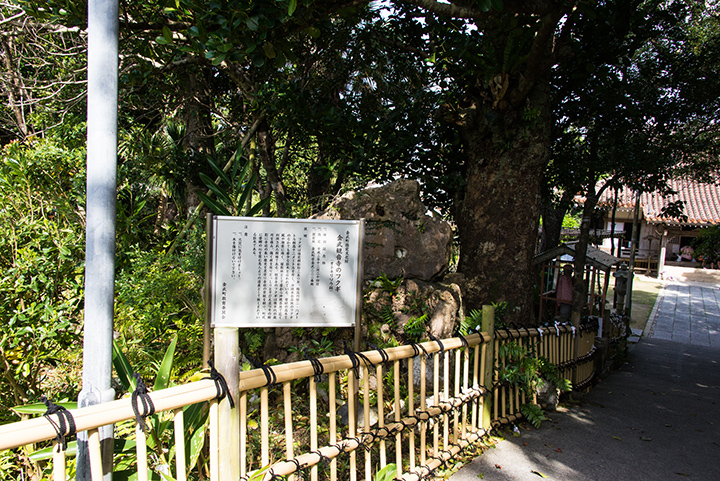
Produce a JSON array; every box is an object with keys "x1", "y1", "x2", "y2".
[
  {"x1": 449, "y1": 273, "x2": 720, "y2": 481},
  {"x1": 645, "y1": 281, "x2": 720, "y2": 348}
]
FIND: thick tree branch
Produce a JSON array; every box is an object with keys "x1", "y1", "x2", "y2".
[
  {"x1": 516, "y1": 9, "x2": 567, "y2": 102},
  {"x1": 400, "y1": 0, "x2": 484, "y2": 19}
]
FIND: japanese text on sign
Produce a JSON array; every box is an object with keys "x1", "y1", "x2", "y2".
[{"x1": 210, "y1": 217, "x2": 362, "y2": 328}]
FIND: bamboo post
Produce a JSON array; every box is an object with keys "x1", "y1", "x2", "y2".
[
  {"x1": 444, "y1": 350, "x2": 450, "y2": 449},
  {"x1": 363, "y1": 365, "x2": 371, "y2": 481},
  {"x1": 573, "y1": 327, "x2": 580, "y2": 386},
  {"x1": 87, "y1": 428, "x2": 104, "y2": 481},
  {"x1": 348, "y1": 372, "x2": 357, "y2": 481},
  {"x1": 453, "y1": 348, "x2": 460, "y2": 444},
  {"x1": 136, "y1": 424, "x2": 148, "y2": 481},
  {"x1": 214, "y1": 328, "x2": 240, "y2": 481},
  {"x1": 209, "y1": 400, "x2": 219, "y2": 481},
  {"x1": 420, "y1": 354, "x2": 427, "y2": 467},
  {"x1": 261, "y1": 386, "x2": 269, "y2": 468},
  {"x1": 329, "y1": 373, "x2": 337, "y2": 481},
  {"x1": 461, "y1": 345, "x2": 470, "y2": 439},
  {"x1": 500, "y1": 340, "x2": 506, "y2": 420},
  {"x1": 239, "y1": 392, "x2": 248, "y2": 478},
  {"x1": 408, "y1": 360, "x2": 415, "y2": 471},
  {"x1": 174, "y1": 408, "x2": 187, "y2": 481},
  {"x1": 394, "y1": 360, "x2": 402, "y2": 478},
  {"x1": 473, "y1": 343, "x2": 481, "y2": 431},
  {"x1": 285, "y1": 382, "x2": 295, "y2": 481},
  {"x1": 482, "y1": 305, "x2": 495, "y2": 431},
  {"x1": 310, "y1": 377, "x2": 318, "y2": 481},
  {"x1": 589, "y1": 267, "x2": 597, "y2": 316},
  {"x1": 377, "y1": 363, "x2": 386, "y2": 468},
  {"x1": 432, "y1": 351, "x2": 439, "y2": 458},
  {"x1": 52, "y1": 443, "x2": 65, "y2": 481}
]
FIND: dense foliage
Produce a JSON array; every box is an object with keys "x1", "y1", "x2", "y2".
[
  {"x1": 1, "y1": 0, "x2": 719, "y2": 429},
  {"x1": 0, "y1": 138, "x2": 85, "y2": 418}
]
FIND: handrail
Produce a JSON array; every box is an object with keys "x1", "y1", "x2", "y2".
[
  {"x1": 0, "y1": 378, "x2": 220, "y2": 451},
  {"x1": 0, "y1": 333, "x2": 488, "y2": 452}
]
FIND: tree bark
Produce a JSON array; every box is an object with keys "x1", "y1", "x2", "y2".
[
  {"x1": 257, "y1": 119, "x2": 289, "y2": 217},
  {"x1": 307, "y1": 143, "x2": 332, "y2": 206},
  {"x1": 181, "y1": 66, "x2": 215, "y2": 153},
  {"x1": 0, "y1": 38, "x2": 29, "y2": 138},
  {"x1": 454, "y1": 81, "x2": 551, "y2": 325}
]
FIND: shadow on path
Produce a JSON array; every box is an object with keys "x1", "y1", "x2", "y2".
[{"x1": 450, "y1": 339, "x2": 720, "y2": 481}]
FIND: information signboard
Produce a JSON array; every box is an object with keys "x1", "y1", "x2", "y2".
[{"x1": 209, "y1": 216, "x2": 363, "y2": 328}]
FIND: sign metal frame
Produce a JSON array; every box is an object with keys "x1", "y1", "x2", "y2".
[{"x1": 207, "y1": 215, "x2": 364, "y2": 330}]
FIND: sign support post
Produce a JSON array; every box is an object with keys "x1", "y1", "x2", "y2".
[
  {"x1": 207, "y1": 215, "x2": 364, "y2": 480},
  {"x1": 354, "y1": 219, "x2": 365, "y2": 352},
  {"x1": 214, "y1": 327, "x2": 240, "y2": 481}
]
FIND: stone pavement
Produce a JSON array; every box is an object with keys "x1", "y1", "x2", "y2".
[
  {"x1": 645, "y1": 281, "x2": 720, "y2": 348},
  {"x1": 449, "y1": 272, "x2": 720, "y2": 481}
]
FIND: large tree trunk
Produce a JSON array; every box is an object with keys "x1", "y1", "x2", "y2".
[
  {"x1": 454, "y1": 82, "x2": 551, "y2": 325},
  {"x1": 258, "y1": 119, "x2": 289, "y2": 217},
  {"x1": 182, "y1": 66, "x2": 214, "y2": 153}
]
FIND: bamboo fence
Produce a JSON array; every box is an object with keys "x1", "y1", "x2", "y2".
[{"x1": 0, "y1": 313, "x2": 597, "y2": 481}]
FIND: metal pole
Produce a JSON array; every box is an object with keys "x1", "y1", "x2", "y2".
[{"x1": 77, "y1": 0, "x2": 119, "y2": 479}]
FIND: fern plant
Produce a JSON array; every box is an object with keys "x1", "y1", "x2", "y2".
[
  {"x1": 459, "y1": 308, "x2": 483, "y2": 335},
  {"x1": 497, "y1": 341, "x2": 571, "y2": 427},
  {"x1": 371, "y1": 272, "x2": 403, "y2": 293},
  {"x1": 403, "y1": 314, "x2": 427, "y2": 342}
]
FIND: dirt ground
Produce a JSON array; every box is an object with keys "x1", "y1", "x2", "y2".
[
  {"x1": 628, "y1": 274, "x2": 664, "y2": 332},
  {"x1": 626, "y1": 265, "x2": 720, "y2": 332}
]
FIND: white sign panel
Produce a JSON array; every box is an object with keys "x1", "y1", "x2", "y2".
[{"x1": 210, "y1": 216, "x2": 362, "y2": 328}]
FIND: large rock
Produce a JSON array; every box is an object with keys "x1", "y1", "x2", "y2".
[
  {"x1": 314, "y1": 180, "x2": 453, "y2": 281},
  {"x1": 364, "y1": 278, "x2": 464, "y2": 390}
]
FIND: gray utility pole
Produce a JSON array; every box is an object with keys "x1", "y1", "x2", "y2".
[{"x1": 77, "y1": 0, "x2": 119, "y2": 480}]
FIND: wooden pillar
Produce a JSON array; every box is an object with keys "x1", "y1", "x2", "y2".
[
  {"x1": 658, "y1": 229, "x2": 668, "y2": 277},
  {"x1": 481, "y1": 305, "x2": 495, "y2": 430}
]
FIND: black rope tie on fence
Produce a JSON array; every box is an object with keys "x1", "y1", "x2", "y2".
[
  {"x1": 428, "y1": 333, "x2": 445, "y2": 354},
  {"x1": 303, "y1": 348, "x2": 324, "y2": 384},
  {"x1": 468, "y1": 324, "x2": 485, "y2": 344},
  {"x1": 206, "y1": 360, "x2": 235, "y2": 408},
  {"x1": 403, "y1": 336, "x2": 430, "y2": 359},
  {"x1": 362, "y1": 429, "x2": 383, "y2": 452},
  {"x1": 520, "y1": 326, "x2": 530, "y2": 340},
  {"x1": 457, "y1": 333, "x2": 470, "y2": 349},
  {"x1": 249, "y1": 356, "x2": 278, "y2": 388},
  {"x1": 367, "y1": 341, "x2": 391, "y2": 370},
  {"x1": 420, "y1": 464, "x2": 437, "y2": 481},
  {"x1": 41, "y1": 395, "x2": 76, "y2": 451},
  {"x1": 131, "y1": 373, "x2": 156, "y2": 432},
  {"x1": 440, "y1": 449, "x2": 454, "y2": 469},
  {"x1": 343, "y1": 341, "x2": 373, "y2": 379},
  {"x1": 267, "y1": 468, "x2": 286, "y2": 481}
]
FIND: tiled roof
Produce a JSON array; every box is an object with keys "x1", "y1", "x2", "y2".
[{"x1": 597, "y1": 179, "x2": 720, "y2": 226}]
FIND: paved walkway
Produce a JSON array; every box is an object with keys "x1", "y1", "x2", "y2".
[
  {"x1": 449, "y1": 274, "x2": 720, "y2": 481},
  {"x1": 645, "y1": 282, "x2": 720, "y2": 347}
]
